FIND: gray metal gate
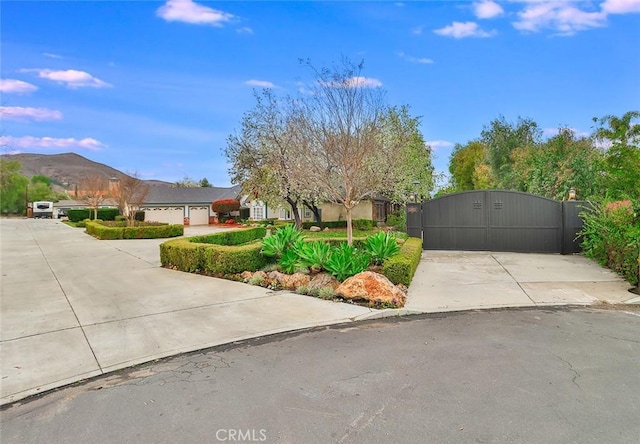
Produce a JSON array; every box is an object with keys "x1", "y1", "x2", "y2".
[{"x1": 406, "y1": 191, "x2": 587, "y2": 254}]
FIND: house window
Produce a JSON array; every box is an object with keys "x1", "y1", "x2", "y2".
[
  {"x1": 304, "y1": 207, "x2": 311, "y2": 219},
  {"x1": 253, "y1": 205, "x2": 264, "y2": 220}
]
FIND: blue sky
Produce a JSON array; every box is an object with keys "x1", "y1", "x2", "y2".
[{"x1": 2, "y1": 0, "x2": 639, "y2": 187}]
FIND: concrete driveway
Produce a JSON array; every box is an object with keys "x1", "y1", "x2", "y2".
[{"x1": 0, "y1": 219, "x2": 636, "y2": 405}]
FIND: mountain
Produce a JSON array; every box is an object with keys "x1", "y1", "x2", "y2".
[{"x1": 0, "y1": 152, "x2": 172, "y2": 188}]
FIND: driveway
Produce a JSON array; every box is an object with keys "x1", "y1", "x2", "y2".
[
  {"x1": 0, "y1": 219, "x2": 636, "y2": 405},
  {"x1": 2, "y1": 310, "x2": 639, "y2": 443}
]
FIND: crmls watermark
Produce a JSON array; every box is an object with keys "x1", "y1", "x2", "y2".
[{"x1": 215, "y1": 429, "x2": 267, "y2": 442}]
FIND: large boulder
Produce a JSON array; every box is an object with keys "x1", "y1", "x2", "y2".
[
  {"x1": 335, "y1": 271, "x2": 406, "y2": 308},
  {"x1": 309, "y1": 226, "x2": 322, "y2": 232}
]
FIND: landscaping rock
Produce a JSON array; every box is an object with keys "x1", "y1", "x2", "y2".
[
  {"x1": 253, "y1": 271, "x2": 269, "y2": 282},
  {"x1": 268, "y1": 271, "x2": 311, "y2": 290},
  {"x1": 309, "y1": 226, "x2": 322, "y2": 232},
  {"x1": 240, "y1": 271, "x2": 253, "y2": 281},
  {"x1": 307, "y1": 273, "x2": 340, "y2": 292},
  {"x1": 335, "y1": 271, "x2": 406, "y2": 307},
  {"x1": 323, "y1": 227, "x2": 330, "y2": 231}
]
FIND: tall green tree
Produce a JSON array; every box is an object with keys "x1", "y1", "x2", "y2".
[
  {"x1": 384, "y1": 106, "x2": 434, "y2": 202},
  {"x1": 593, "y1": 111, "x2": 640, "y2": 200},
  {"x1": 0, "y1": 159, "x2": 28, "y2": 215},
  {"x1": 511, "y1": 128, "x2": 604, "y2": 200},
  {"x1": 481, "y1": 116, "x2": 541, "y2": 188},
  {"x1": 448, "y1": 141, "x2": 490, "y2": 191}
]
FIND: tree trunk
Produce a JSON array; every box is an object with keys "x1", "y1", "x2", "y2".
[
  {"x1": 93, "y1": 206, "x2": 98, "y2": 220},
  {"x1": 286, "y1": 197, "x2": 302, "y2": 229},
  {"x1": 346, "y1": 205, "x2": 353, "y2": 246},
  {"x1": 302, "y1": 200, "x2": 321, "y2": 222}
]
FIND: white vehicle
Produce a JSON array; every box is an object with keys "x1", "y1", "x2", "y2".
[{"x1": 33, "y1": 201, "x2": 54, "y2": 219}]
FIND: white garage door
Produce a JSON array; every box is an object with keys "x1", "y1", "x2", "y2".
[
  {"x1": 188, "y1": 206, "x2": 210, "y2": 225},
  {"x1": 144, "y1": 207, "x2": 184, "y2": 225}
]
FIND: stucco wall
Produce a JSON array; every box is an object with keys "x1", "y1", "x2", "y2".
[{"x1": 308, "y1": 201, "x2": 373, "y2": 222}]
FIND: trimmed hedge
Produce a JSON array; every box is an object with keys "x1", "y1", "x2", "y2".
[
  {"x1": 381, "y1": 237, "x2": 423, "y2": 286},
  {"x1": 301, "y1": 219, "x2": 377, "y2": 230},
  {"x1": 160, "y1": 238, "x2": 266, "y2": 274},
  {"x1": 85, "y1": 220, "x2": 183, "y2": 240},
  {"x1": 190, "y1": 227, "x2": 266, "y2": 246},
  {"x1": 68, "y1": 208, "x2": 119, "y2": 222},
  {"x1": 308, "y1": 238, "x2": 367, "y2": 250}
]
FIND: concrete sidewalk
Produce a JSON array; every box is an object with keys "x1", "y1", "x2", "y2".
[{"x1": 1, "y1": 219, "x2": 637, "y2": 405}]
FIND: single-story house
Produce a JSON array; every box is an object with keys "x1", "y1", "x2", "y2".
[
  {"x1": 247, "y1": 195, "x2": 394, "y2": 224},
  {"x1": 141, "y1": 185, "x2": 242, "y2": 225}
]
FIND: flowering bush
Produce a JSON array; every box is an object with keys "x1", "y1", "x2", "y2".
[
  {"x1": 225, "y1": 218, "x2": 236, "y2": 225},
  {"x1": 212, "y1": 199, "x2": 240, "y2": 214}
]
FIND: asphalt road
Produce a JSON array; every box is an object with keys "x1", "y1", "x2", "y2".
[{"x1": 2, "y1": 308, "x2": 639, "y2": 444}]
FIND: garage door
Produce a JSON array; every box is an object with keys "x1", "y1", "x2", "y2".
[
  {"x1": 188, "y1": 206, "x2": 210, "y2": 225},
  {"x1": 144, "y1": 207, "x2": 184, "y2": 225}
]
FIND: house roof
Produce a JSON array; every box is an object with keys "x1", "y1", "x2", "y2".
[{"x1": 143, "y1": 185, "x2": 242, "y2": 205}]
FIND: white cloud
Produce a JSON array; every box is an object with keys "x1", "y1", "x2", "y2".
[
  {"x1": 434, "y1": 21, "x2": 497, "y2": 38},
  {"x1": 397, "y1": 52, "x2": 434, "y2": 64},
  {"x1": 473, "y1": 1, "x2": 504, "y2": 19},
  {"x1": 601, "y1": 0, "x2": 640, "y2": 14},
  {"x1": 22, "y1": 69, "x2": 111, "y2": 89},
  {"x1": 0, "y1": 79, "x2": 38, "y2": 94},
  {"x1": 43, "y1": 52, "x2": 63, "y2": 59},
  {"x1": 0, "y1": 136, "x2": 106, "y2": 151},
  {"x1": 426, "y1": 140, "x2": 455, "y2": 150},
  {"x1": 236, "y1": 26, "x2": 253, "y2": 34},
  {"x1": 0, "y1": 106, "x2": 63, "y2": 122},
  {"x1": 344, "y1": 76, "x2": 383, "y2": 88},
  {"x1": 157, "y1": 0, "x2": 234, "y2": 26},
  {"x1": 245, "y1": 79, "x2": 275, "y2": 88},
  {"x1": 513, "y1": 2, "x2": 606, "y2": 35}
]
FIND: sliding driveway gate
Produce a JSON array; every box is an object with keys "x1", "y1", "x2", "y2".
[{"x1": 406, "y1": 190, "x2": 587, "y2": 254}]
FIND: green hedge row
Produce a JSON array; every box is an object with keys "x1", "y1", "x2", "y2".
[
  {"x1": 381, "y1": 237, "x2": 423, "y2": 286},
  {"x1": 85, "y1": 220, "x2": 183, "y2": 240},
  {"x1": 160, "y1": 238, "x2": 266, "y2": 275},
  {"x1": 301, "y1": 219, "x2": 377, "y2": 230},
  {"x1": 190, "y1": 227, "x2": 266, "y2": 246},
  {"x1": 68, "y1": 208, "x2": 119, "y2": 222}
]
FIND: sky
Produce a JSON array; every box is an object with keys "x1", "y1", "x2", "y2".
[{"x1": 1, "y1": 0, "x2": 639, "y2": 187}]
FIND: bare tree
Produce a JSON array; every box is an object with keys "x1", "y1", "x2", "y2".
[
  {"x1": 116, "y1": 173, "x2": 150, "y2": 226},
  {"x1": 80, "y1": 175, "x2": 108, "y2": 220},
  {"x1": 291, "y1": 59, "x2": 412, "y2": 244},
  {"x1": 225, "y1": 89, "x2": 306, "y2": 228}
]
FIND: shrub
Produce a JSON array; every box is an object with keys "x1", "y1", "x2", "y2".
[
  {"x1": 325, "y1": 242, "x2": 370, "y2": 281},
  {"x1": 296, "y1": 241, "x2": 332, "y2": 271},
  {"x1": 212, "y1": 199, "x2": 240, "y2": 214},
  {"x1": 115, "y1": 215, "x2": 126, "y2": 222},
  {"x1": 278, "y1": 248, "x2": 301, "y2": 274},
  {"x1": 134, "y1": 211, "x2": 145, "y2": 222},
  {"x1": 381, "y1": 237, "x2": 422, "y2": 286},
  {"x1": 161, "y1": 238, "x2": 266, "y2": 274},
  {"x1": 366, "y1": 232, "x2": 400, "y2": 265},
  {"x1": 386, "y1": 210, "x2": 406, "y2": 232},
  {"x1": 85, "y1": 220, "x2": 183, "y2": 240},
  {"x1": 580, "y1": 198, "x2": 639, "y2": 286},
  {"x1": 191, "y1": 227, "x2": 266, "y2": 246},
  {"x1": 261, "y1": 225, "x2": 304, "y2": 258},
  {"x1": 225, "y1": 218, "x2": 236, "y2": 225},
  {"x1": 68, "y1": 208, "x2": 119, "y2": 222},
  {"x1": 353, "y1": 219, "x2": 376, "y2": 230},
  {"x1": 318, "y1": 287, "x2": 335, "y2": 299}
]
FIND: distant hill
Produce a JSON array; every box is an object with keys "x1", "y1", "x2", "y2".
[{"x1": 0, "y1": 152, "x2": 172, "y2": 189}]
